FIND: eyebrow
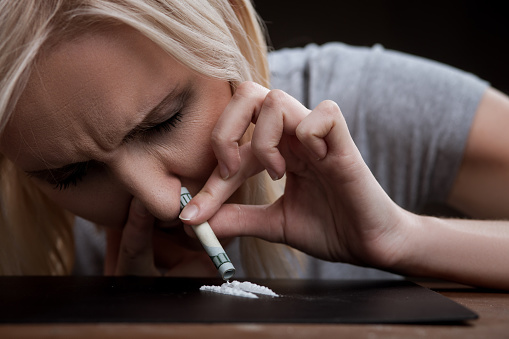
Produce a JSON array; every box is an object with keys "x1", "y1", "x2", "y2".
[{"x1": 26, "y1": 84, "x2": 187, "y2": 183}]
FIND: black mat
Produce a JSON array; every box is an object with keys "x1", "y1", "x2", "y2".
[{"x1": 0, "y1": 277, "x2": 477, "y2": 324}]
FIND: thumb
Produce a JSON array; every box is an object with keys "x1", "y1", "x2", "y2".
[{"x1": 207, "y1": 201, "x2": 284, "y2": 244}]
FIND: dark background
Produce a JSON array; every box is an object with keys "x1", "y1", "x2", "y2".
[{"x1": 253, "y1": 0, "x2": 509, "y2": 94}]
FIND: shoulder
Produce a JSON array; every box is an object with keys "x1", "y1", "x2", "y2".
[
  {"x1": 268, "y1": 42, "x2": 374, "y2": 81},
  {"x1": 268, "y1": 42, "x2": 375, "y2": 105}
]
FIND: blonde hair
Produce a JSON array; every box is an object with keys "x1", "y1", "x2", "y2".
[{"x1": 0, "y1": 0, "x2": 303, "y2": 277}]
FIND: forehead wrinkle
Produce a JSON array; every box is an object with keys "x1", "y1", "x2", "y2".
[
  {"x1": 32, "y1": 99, "x2": 95, "y2": 166},
  {"x1": 5, "y1": 25, "x2": 189, "y2": 172},
  {"x1": 10, "y1": 112, "x2": 78, "y2": 171},
  {"x1": 80, "y1": 88, "x2": 140, "y2": 155},
  {"x1": 39, "y1": 76, "x2": 126, "y2": 158},
  {"x1": 32, "y1": 36, "x2": 129, "y2": 155},
  {"x1": 11, "y1": 55, "x2": 101, "y2": 164},
  {"x1": 18, "y1": 90, "x2": 101, "y2": 170}
]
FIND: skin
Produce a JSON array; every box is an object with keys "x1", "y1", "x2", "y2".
[
  {"x1": 182, "y1": 84, "x2": 509, "y2": 289},
  {"x1": 2, "y1": 25, "x2": 509, "y2": 287},
  {"x1": 0, "y1": 26, "x2": 232, "y2": 276}
]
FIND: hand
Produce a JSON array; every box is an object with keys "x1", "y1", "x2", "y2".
[
  {"x1": 103, "y1": 197, "x2": 221, "y2": 277},
  {"x1": 104, "y1": 197, "x2": 159, "y2": 276},
  {"x1": 179, "y1": 82, "x2": 414, "y2": 270}
]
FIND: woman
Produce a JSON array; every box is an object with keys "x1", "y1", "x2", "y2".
[{"x1": 1, "y1": 0, "x2": 509, "y2": 288}]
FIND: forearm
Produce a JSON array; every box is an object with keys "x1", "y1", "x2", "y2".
[{"x1": 395, "y1": 215, "x2": 509, "y2": 289}]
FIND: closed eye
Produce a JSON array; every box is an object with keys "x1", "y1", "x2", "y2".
[
  {"x1": 27, "y1": 161, "x2": 90, "y2": 190},
  {"x1": 122, "y1": 85, "x2": 191, "y2": 144},
  {"x1": 146, "y1": 111, "x2": 183, "y2": 135}
]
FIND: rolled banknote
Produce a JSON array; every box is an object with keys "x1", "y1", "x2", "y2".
[{"x1": 180, "y1": 187, "x2": 235, "y2": 280}]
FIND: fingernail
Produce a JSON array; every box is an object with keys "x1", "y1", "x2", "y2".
[
  {"x1": 267, "y1": 168, "x2": 279, "y2": 181},
  {"x1": 219, "y1": 161, "x2": 230, "y2": 180},
  {"x1": 179, "y1": 204, "x2": 199, "y2": 221}
]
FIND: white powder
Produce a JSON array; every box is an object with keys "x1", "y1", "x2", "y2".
[
  {"x1": 200, "y1": 280, "x2": 279, "y2": 299},
  {"x1": 228, "y1": 280, "x2": 279, "y2": 297}
]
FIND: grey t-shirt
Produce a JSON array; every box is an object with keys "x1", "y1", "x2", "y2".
[
  {"x1": 268, "y1": 42, "x2": 487, "y2": 212},
  {"x1": 73, "y1": 43, "x2": 488, "y2": 278},
  {"x1": 247, "y1": 42, "x2": 487, "y2": 279}
]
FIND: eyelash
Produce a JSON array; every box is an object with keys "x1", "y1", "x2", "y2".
[
  {"x1": 53, "y1": 162, "x2": 89, "y2": 191},
  {"x1": 54, "y1": 112, "x2": 184, "y2": 190},
  {"x1": 148, "y1": 112, "x2": 183, "y2": 135}
]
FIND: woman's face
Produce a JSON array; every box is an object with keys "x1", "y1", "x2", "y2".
[{"x1": 0, "y1": 26, "x2": 232, "y2": 230}]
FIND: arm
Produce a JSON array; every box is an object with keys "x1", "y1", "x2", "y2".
[
  {"x1": 395, "y1": 87, "x2": 509, "y2": 289},
  {"x1": 448, "y1": 87, "x2": 509, "y2": 219},
  {"x1": 398, "y1": 214, "x2": 509, "y2": 289},
  {"x1": 182, "y1": 83, "x2": 509, "y2": 290}
]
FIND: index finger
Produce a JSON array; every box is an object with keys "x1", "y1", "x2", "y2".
[
  {"x1": 179, "y1": 140, "x2": 265, "y2": 224},
  {"x1": 211, "y1": 81, "x2": 269, "y2": 179}
]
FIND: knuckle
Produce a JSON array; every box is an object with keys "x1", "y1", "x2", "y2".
[
  {"x1": 210, "y1": 128, "x2": 227, "y2": 145},
  {"x1": 250, "y1": 137, "x2": 266, "y2": 155},
  {"x1": 198, "y1": 182, "x2": 224, "y2": 205},
  {"x1": 234, "y1": 81, "x2": 262, "y2": 99},
  {"x1": 318, "y1": 100, "x2": 341, "y2": 116},
  {"x1": 251, "y1": 138, "x2": 274, "y2": 155},
  {"x1": 263, "y1": 89, "x2": 287, "y2": 109},
  {"x1": 210, "y1": 128, "x2": 238, "y2": 151},
  {"x1": 251, "y1": 142, "x2": 281, "y2": 169},
  {"x1": 295, "y1": 120, "x2": 311, "y2": 137},
  {"x1": 120, "y1": 244, "x2": 140, "y2": 261}
]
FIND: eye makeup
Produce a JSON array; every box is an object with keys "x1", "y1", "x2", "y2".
[
  {"x1": 122, "y1": 85, "x2": 191, "y2": 144},
  {"x1": 26, "y1": 85, "x2": 192, "y2": 190},
  {"x1": 27, "y1": 161, "x2": 89, "y2": 190},
  {"x1": 146, "y1": 112, "x2": 183, "y2": 135}
]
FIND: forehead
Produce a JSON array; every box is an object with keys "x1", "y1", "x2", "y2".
[{"x1": 1, "y1": 26, "x2": 188, "y2": 170}]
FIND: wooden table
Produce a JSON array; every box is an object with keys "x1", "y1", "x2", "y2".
[{"x1": 1, "y1": 281, "x2": 508, "y2": 339}]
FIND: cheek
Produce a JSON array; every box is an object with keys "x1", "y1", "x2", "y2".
[
  {"x1": 161, "y1": 112, "x2": 223, "y2": 183},
  {"x1": 32, "y1": 86, "x2": 230, "y2": 226},
  {"x1": 182, "y1": 131, "x2": 217, "y2": 173},
  {"x1": 184, "y1": 92, "x2": 229, "y2": 175},
  {"x1": 39, "y1": 180, "x2": 132, "y2": 227}
]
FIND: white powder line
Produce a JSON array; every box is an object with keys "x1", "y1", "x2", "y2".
[
  {"x1": 200, "y1": 284, "x2": 258, "y2": 298},
  {"x1": 200, "y1": 280, "x2": 279, "y2": 299},
  {"x1": 229, "y1": 280, "x2": 279, "y2": 297}
]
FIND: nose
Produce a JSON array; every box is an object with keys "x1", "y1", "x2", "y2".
[{"x1": 111, "y1": 153, "x2": 182, "y2": 222}]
